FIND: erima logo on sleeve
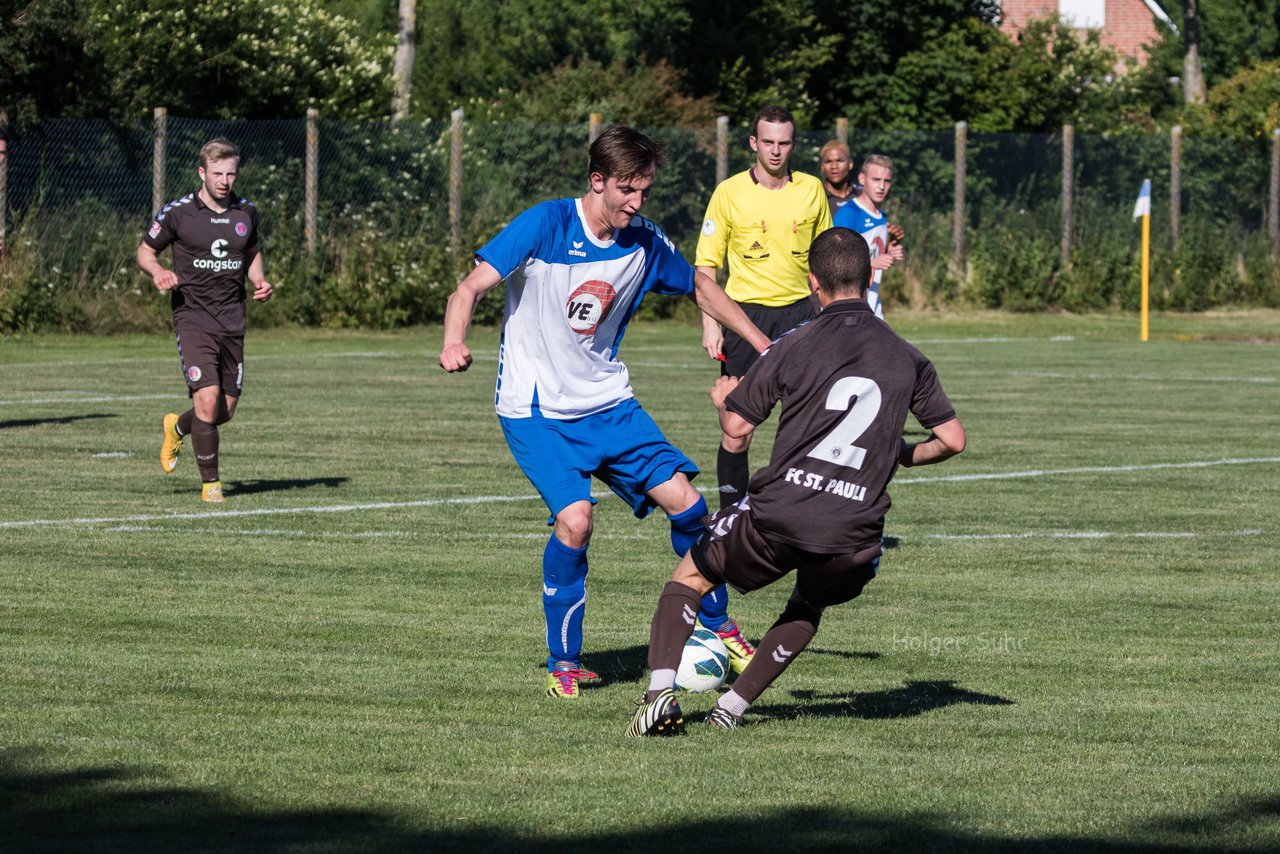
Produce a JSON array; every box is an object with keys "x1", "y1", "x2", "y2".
[{"x1": 569, "y1": 240, "x2": 586, "y2": 258}]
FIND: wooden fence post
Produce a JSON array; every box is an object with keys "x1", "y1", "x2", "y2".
[
  {"x1": 589, "y1": 113, "x2": 602, "y2": 145},
  {"x1": 1170, "y1": 125, "x2": 1182, "y2": 249},
  {"x1": 716, "y1": 115, "x2": 729, "y2": 186},
  {"x1": 450, "y1": 108, "x2": 464, "y2": 254},
  {"x1": 0, "y1": 110, "x2": 8, "y2": 254},
  {"x1": 305, "y1": 108, "x2": 318, "y2": 255},
  {"x1": 1061, "y1": 124, "x2": 1074, "y2": 270},
  {"x1": 152, "y1": 107, "x2": 167, "y2": 219},
  {"x1": 1269, "y1": 128, "x2": 1280, "y2": 253},
  {"x1": 952, "y1": 121, "x2": 967, "y2": 282},
  {"x1": 836, "y1": 117, "x2": 848, "y2": 145}
]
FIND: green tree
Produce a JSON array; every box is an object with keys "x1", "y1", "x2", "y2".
[
  {"x1": 0, "y1": 0, "x2": 94, "y2": 121},
  {"x1": 85, "y1": 0, "x2": 394, "y2": 118}
]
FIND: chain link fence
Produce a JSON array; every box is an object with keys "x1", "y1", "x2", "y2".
[{"x1": 2, "y1": 114, "x2": 1278, "y2": 333}]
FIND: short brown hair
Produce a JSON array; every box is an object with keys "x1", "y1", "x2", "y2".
[
  {"x1": 860, "y1": 153, "x2": 893, "y2": 174},
  {"x1": 587, "y1": 126, "x2": 665, "y2": 182},
  {"x1": 751, "y1": 105, "x2": 795, "y2": 138},
  {"x1": 809, "y1": 227, "x2": 870, "y2": 299},
  {"x1": 199, "y1": 138, "x2": 240, "y2": 168}
]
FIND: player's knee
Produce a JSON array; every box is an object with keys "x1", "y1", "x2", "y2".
[
  {"x1": 668, "y1": 495, "x2": 709, "y2": 557},
  {"x1": 553, "y1": 503, "x2": 593, "y2": 548},
  {"x1": 721, "y1": 431, "x2": 753, "y2": 453},
  {"x1": 776, "y1": 594, "x2": 824, "y2": 636}
]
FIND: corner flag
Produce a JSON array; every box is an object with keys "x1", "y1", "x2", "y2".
[
  {"x1": 1134, "y1": 179, "x2": 1151, "y2": 341},
  {"x1": 1132, "y1": 178, "x2": 1151, "y2": 220}
]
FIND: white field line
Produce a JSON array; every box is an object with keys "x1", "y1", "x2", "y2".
[
  {"x1": 1011, "y1": 370, "x2": 1276, "y2": 384},
  {"x1": 4, "y1": 456, "x2": 1278, "y2": 531},
  {"x1": 0, "y1": 393, "x2": 176, "y2": 407},
  {"x1": 923, "y1": 529, "x2": 1266, "y2": 541}
]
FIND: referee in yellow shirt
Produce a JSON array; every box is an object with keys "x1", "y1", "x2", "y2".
[{"x1": 696, "y1": 105, "x2": 832, "y2": 510}]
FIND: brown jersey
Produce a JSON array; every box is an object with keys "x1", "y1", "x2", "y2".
[
  {"x1": 724, "y1": 298, "x2": 956, "y2": 553},
  {"x1": 142, "y1": 191, "x2": 260, "y2": 336}
]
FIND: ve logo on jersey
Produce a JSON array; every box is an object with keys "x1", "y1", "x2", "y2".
[
  {"x1": 210, "y1": 239, "x2": 229, "y2": 258},
  {"x1": 566, "y1": 280, "x2": 617, "y2": 335}
]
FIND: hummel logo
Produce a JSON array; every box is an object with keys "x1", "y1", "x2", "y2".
[
  {"x1": 681, "y1": 604, "x2": 697, "y2": 626},
  {"x1": 771, "y1": 644, "x2": 794, "y2": 663}
]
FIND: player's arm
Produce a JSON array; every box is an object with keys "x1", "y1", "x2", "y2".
[
  {"x1": 692, "y1": 270, "x2": 770, "y2": 355},
  {"x1": 709, "y1": 376, "x2": 754, "y2": 440},
  {"x1": 439, "y1": 260, "x2": 504, "y2": 372},
  {"x1": 246, "y1": 252, "x2": 273, "y2": 302},
  {"x1": 136, "y1": 242, "x2": 178, "y2": 292},
  {"x1": 898, "y1": 417, "x2": 966, "y2": 468},
  {"x1": 695, "y1": 265, "x2": 725, "y2": 360}
]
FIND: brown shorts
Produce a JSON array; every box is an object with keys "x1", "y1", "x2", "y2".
[
  {"x1": 691, "y1": 498, "x2": 882, "y2": 608},
  {"x1": 720, "y1": 297, "x2": 818, "y2": 378},
  {"x1": 175, "y1": 327, "x2": 244, "y2": 397}
]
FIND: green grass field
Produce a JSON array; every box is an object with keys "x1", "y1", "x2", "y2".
[{"x1": 2, "y1": 311, "x2": 1278, "y2": 852}]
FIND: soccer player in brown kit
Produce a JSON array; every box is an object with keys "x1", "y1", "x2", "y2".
[
  {"x1": 626, "y1": 227, "x2": 966, "y2": 736},
  {"x1": 137, "y1": 138, "x2": 274, "y2": 502}
]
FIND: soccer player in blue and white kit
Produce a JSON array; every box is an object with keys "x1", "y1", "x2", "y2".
[
  {"x1": 833, "y1": 154, "x2": 904, "y2": 319},
  {"x1": 439, "y1": 126, "x2": 772, "y2": 700}
]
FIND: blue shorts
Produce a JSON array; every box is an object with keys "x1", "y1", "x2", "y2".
[{"x1": 500, "y1": 398, "x2": 699, "y2": 522}]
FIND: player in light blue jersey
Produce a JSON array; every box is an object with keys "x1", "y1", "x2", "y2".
[
  {"x1": 833, "y1": 154, "x2": 904, "y2": 319},
  {"x1": 440, "y1": 126, "x2": 771, "y2": 701}
]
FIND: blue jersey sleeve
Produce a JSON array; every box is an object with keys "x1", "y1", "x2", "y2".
[
  {"x1": 635, "y1": 218, "x2": 696, "y2": 297},
  {"x1": 476, "y1": 201, "x2": 559, "y2": 279},
  {"x1": 832, "y1": 203, "x2": 857, "y2": 231}
]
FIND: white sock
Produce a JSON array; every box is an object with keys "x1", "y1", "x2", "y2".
[
  {"x1": 717, "y1": 689, "x2": 749, "y2": 718},
  {"x1": 648, "y1": 668, "x2": 676, "y2": 693}
]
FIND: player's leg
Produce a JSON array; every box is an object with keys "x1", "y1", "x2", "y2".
[
  {"x1": 500, "y1": 414, "x2": 601, "y2": 699},
  {"x1": 710, "y1": 590, "x2": 824, "y2": 730},
  {"x1": 625, "y1": 555, "x2": 711, "y2": 737},
  {"x1": 714, "y1": 326, "x2": 757, "y2": 511},
  {"x1": 710, "y1": 545, "x2": 880, "y2": 729},
  {"x1": 646, "y1": 472, "x2": 756, "y2": 671},
  {"x1": 190, "y1": 385, "x2": 225, "y2": 502}
]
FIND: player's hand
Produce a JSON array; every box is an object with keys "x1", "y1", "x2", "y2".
[
  {"x1": 252, "y1": 279, "x2": 274, "y2": 302},
  {"x1": 887, "y1": 222, "x2": 905, "y2": 243},
  {"x1": 887, "y1": 241, "x2": 905, "y2": 262},
  {"x1": 710, "y1": 376, "x2": 739, "y2": 409},
  {"x1": 701, "y1": 325, "x2": 724, "y2": 361},
  {"x1": 151, "y1": 269, "x2": 179, "y2": 292},
  {"x1": 439, "y1": 343, "x2": 473, "y2": 372},
  {"x1": 871, "y1": 253, "x2": 896, "y2": 271}
]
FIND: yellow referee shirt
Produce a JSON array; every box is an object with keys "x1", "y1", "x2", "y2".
[{"x1": 695, "y1": 169, "x2": 832, "y2": 306}]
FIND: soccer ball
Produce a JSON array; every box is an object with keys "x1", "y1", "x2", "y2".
[{"x1": 675, "y1": 628, "x2": 730, "y2": 693}]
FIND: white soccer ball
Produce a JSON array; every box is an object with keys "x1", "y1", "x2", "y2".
[{"x1": 675, "y1": 628, "x2": 730, "y2": 693}]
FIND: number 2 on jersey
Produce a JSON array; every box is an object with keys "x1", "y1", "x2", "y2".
[{"x1": 806, "y1": 376, "x2": 882, "y2": 470}]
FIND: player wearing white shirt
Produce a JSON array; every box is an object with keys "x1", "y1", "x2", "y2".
[
  {"x1": 833, "y1": 154, "x2": 904, "y2": 319},
  {"x1": 440, "y1": 126, "x2": 770, "y2": 701}
]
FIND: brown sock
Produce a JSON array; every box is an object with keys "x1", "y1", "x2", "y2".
[
  {"x1": 729, "y1": 599, "x2": 823, "y2": 704},
  {"x1": 190, "y1": 417, "x2": 220, "y2": 482},
  {"x1": 645, "y1": 581, "x2": 703, "y2": 699},
  {"x1": 176, "y1": 409, "x2": 195, "y2": 437}
]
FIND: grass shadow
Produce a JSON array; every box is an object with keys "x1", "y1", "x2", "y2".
[
  {"x1": 766, "y1": 679, "x2": 1015, "y2": 721},
  {"x1": 225, "y1": 477, "x2": 350, "y2": 496},
  {"x1": 2, "y1": 749, "x2": 1270, "y2": 853},
  {"x1": 0, "y1": 413, "x2": 117, "y2": 429}
]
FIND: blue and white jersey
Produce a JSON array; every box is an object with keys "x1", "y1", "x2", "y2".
[
  {"x1": 477, "y1": 198, "x2": 696, "y2": 420},
  {"x1": 834, "y1": 198, "x2": 888, "y2": 319}
]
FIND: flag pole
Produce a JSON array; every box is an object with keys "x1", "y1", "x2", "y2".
[
  {"x1": 1133, "y1": 178, "x2": 1152, "y2": 342},
  {"x1": 1141, "y1": 211, "x2": 1149, "y2": 342}
]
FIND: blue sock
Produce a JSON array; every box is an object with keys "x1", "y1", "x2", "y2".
[
  {"x1": 666, "y1": 497, "x2": 730, "y2": 631},
  {"x1": 668, "y1": 495, "x2": 709, "y2": 557},
  {"x1": 543, "y1": 535, "x2": 588, "y2": 672},
  {"x1": 699, "y1": 584, "x2": 729, "y2": 632}
]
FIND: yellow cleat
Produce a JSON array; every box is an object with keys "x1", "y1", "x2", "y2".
[
  {"x1": 160, "y1": 413, "x2": 182, "y2": 474},
  {"x1": 713, "y1": 619, "x2": 756, "y2": 675},
  {"x1": 201, "y1": 481, "x2": 226, "y2": 503}
]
